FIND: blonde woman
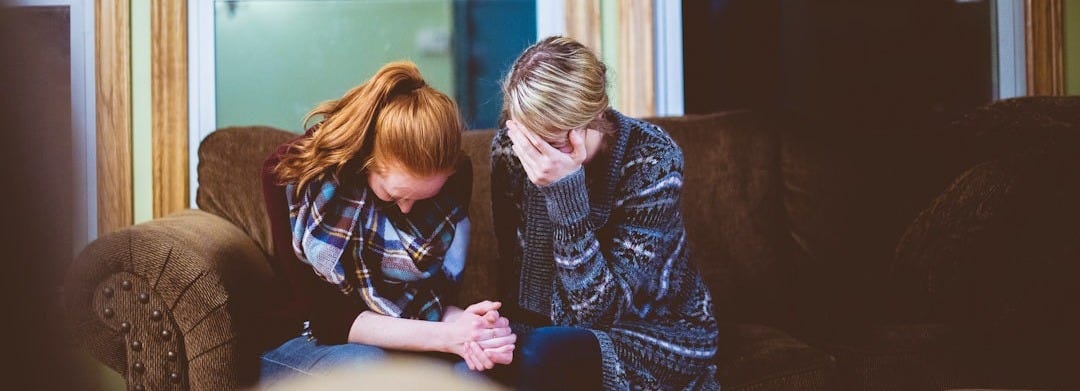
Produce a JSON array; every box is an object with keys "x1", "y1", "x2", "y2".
[
  {"x1": 490, "y1": 37, "x2": 720, "y2": 389},
  {"x1": 260, "y1": 62, "x2": 514, "y2": 385}
]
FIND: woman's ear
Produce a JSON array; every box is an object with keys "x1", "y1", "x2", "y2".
[{"x1": 569, "y1": 128, "x2": 588, "y2": 161}]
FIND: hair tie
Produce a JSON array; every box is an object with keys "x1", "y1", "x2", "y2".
[
  {"x1": 391, "y1": 78, "x2": 426, "y2": 96},
  {"x1": 411, "y1": 79, "x2": 427, "y2": 91}
]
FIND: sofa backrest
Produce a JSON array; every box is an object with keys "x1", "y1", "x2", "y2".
[
  {"x1": 646, "y1": 112, "x2": 795, "y2": 323},
  {"x1": 192, "y1": 114, "x2": 804, "y2": 323},
  {"x1": 766, "y1": 98, "x2": 1080, "y2": 327},
  {"x1": 457, "y1": 130, "x2": 498, "y2": 305},
  {"x1": 195, "y1": 110, "x2": 964, "y2": 326},
  {"x1": 891, "y1": 96, "x2": 1080, "y2": 324},
  {"x1": 197, "y1": 125, "x2": 295, "y2": 256},
  {"x1": 774, "y1": 114, "x2": 968, "y2": 327}
]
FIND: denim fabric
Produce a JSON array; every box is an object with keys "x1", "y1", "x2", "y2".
[
  {"x1": 487, "y1": 326, "x2": 602, "y2": 390},
  {"x1": 260, "y1": 334, "x2": 480, "y2": 387},
  {"x1": 263, "y1": 328, "x2": 600, "y2": 389},
  {"x1": 260, "y1": 335, "x2": 389, "y2": 386}
]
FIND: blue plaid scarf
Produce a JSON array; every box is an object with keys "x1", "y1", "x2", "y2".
[{"x1": 287, "y1": 172, "x2": 466, "y2": 321}]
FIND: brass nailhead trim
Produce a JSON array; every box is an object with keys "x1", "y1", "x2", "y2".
[
  {"x1": 121, "y1": 280, "x2": 132, "y2": 290},
  {"x1": 131, "y1": 340, "x2": 142, "y2": 351},
  {"x1": 150, "y1": 310, "x2": 163, "y2": 321},
  {"x1": 103, "y1": 287, "x2": 114, "y2": 298},
  {"x1": 103, "y1": 308, "x2": 115, "y2": 318},
  {"x1": 132, "y1": 362, "x2": 145, "y2": 373},
  {"x1": 137, "y1": 293, "x2": 149, "y2": 303},
  {"x1": 120, "y1": 322, "x2": 131, "y2": 333}
]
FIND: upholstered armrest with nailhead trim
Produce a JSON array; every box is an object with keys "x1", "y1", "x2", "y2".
[{"x1": 65, "y1": 209, "x2": 279, "y2": 390}]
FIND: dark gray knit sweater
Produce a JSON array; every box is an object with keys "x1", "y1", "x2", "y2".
[{"x1": 491, "y1": 110, "x2": 720, "y2": 390}]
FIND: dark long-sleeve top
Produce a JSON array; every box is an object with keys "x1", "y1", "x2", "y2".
[{"x1": 491, "y1": 109, "x2": 720, "y2": 390}]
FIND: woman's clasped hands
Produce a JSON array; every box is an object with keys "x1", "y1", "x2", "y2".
[{"x1": 443, "y1": 300, "x2": 516, "y2": 371}]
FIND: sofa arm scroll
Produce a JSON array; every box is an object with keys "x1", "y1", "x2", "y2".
[{"x1": 65, "y1": 209, "x2": 277, "y2": 390}]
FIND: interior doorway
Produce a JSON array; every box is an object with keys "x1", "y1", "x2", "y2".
[{"x1": 2, "y1": 0, "x2": 96, "y2": 274}]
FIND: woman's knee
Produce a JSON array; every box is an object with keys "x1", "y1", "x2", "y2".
[
  {"x1": 261, "y1": 337, "x2": 389, "y2": 381},
  {"x1": 518, "y1": 327, "x2": 599, "y2": 370},
  {"x1": 515, "y1": 327, "x2": 602, "y2": 390},
  {"x1": 315, "y1": 342, "x2": 389, "y2": 369}
]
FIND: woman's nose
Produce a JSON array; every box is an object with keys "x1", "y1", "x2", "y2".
[{"x1": 397, "y1": 199, "x2": 415, "y2": 214}]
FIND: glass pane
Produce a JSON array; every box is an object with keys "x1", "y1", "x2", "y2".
[
  {"x1": 215, "y1": 0, "x2": 535, "y2": 132},
  {"x1": 452, "y1": 0, "x2": 536, "y2": 129}
]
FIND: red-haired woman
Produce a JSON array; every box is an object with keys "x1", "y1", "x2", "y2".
[{"x1": 260, "y1": 61, "x2": 513, "y2": 385}]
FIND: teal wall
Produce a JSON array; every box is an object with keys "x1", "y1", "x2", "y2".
[
  {"x1": 215, "y1": 0, "x2": 454, "y2": 133},
  {"x1": 601, "y1": 0, "x2": 619, "y2": 110},
  {"x1": 1066, "y1": 0, "x2": 1080, "y2": 95},
  {"x1": 132, "y1": 0, "x2": 151, "y2": 223}
]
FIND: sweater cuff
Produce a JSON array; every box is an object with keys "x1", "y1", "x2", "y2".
[
  {"x1": 538, "y1": 168, "x2": 590, "y2": 226},
  {"x1": 309, "y1": 302, "x2": 364, "y2": 345}
]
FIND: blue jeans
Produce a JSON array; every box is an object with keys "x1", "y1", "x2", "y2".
[
  {"x1": 487, "y1": 326, "x2": 602, "y2": 390},
  {"x1": 260, "y1": 335, "x2": 473, "y2": 386},
  {"x1": 260, "y1": 335, "x2": 388, "y2": 385}
]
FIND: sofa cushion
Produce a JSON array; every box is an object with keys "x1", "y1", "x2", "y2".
[
  {"x1": 891, "y1": 116, "x2": 1080, "y2": 389},
  {"x1": 810, "y1": 323, "x2": 961, "y2": 391},
  {"x1": 778, "y1": 115, "x2": 965, "y2": 329},
  {"x1": 949, "y1": 96, "x2": 1080, "y2": 166},
  {"x1": 715, "y1": 323, "x2": 835, "y2": 391},
  {"x1": 457, "y1": 129, "x2": 498, "y2": 306},
  {"x1": 893, "y1": 149, "x2": 1080, "y2": 324},
  {"x1": 197, "y1": 126, "x2": 295, "y2": 255},
  {"x1": 646, "y1": 112, "x2": 795, "y2": 324}
]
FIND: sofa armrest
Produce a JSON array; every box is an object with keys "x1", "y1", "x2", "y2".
[{"x1": 65, "y1": 209, "x2": 277, "y2": 390}]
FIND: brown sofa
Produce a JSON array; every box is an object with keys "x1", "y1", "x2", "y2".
[{"x1": 66, "y1": 97, "x2": 1080, "y2": 390}]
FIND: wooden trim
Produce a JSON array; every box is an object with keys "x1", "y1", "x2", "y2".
[
  {"x1": 617, "y1": 0, "x2": 654, "y2": 116},
  {"x1": 96, "y1": 0, "x2": 132, "y2": 235},
  {"x1": 151, "y1": 0, "x2": 188, "y2": 218},
  {"x1": 564, "y1": 0, "x2": 603, "y2": 53},
  {"x1": 1025, "y1": 0, "x2": 1065, "y2": 95}
]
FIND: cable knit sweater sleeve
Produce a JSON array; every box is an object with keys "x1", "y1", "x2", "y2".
[{"x1": 540, "y1": 141, "x2": 685, "y2": 328}]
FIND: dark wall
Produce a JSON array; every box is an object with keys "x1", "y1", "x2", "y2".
[
  {"x1": 683, "y1": 0, "x2": 996, "y2": 330},
  {"x1": 684, "y1": 0, "x2": 992, "y2": 131},
  {"x1": 683, "y1": 0, "x2": 781, "y2": 114},
  {"x1": 0, "y1": 6, "x2": 95, "y2": 390}
]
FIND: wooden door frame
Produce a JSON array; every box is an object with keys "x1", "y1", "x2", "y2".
[
  {"x1": 97, "y1": 0, "x2": 189, "y2": 234},
  {"x1": 96, "y1": 0, "x2": 132, "y2": 236},
  {"x1": 560, "y1": 0, "x2": 685, "y2": 117},
  {"x1": 1025, "y1": 0, "x2": 1065, "y2": 95},
  {"x1": 151, "y1": 0, "x2": 188, "y2": 218}
]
